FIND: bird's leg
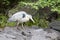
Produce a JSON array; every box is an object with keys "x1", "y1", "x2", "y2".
[
  {"x1": 16, "y1": 22, "x2": 23, "y2": 30},
  {"x1": 22, "y1": 23, "x2": 23, "y2": 27},
  {"x1": 16, "y1": 22, "x2": 20, "y2": 29},
  {"x1": 22, "y1": 23, "x2": 25, "y2": 30}
]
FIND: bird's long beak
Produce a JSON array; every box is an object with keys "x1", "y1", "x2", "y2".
[{"x1": 30, "y1": 17, "x2": 35, "y2": 23}]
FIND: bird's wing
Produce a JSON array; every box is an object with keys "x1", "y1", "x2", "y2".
[
  {"x1": 12, "y1": 12, "x2": 27, "y2": 20},
  {"x1": 8, "y1": 11, "x2": 27, "y2": 22}
]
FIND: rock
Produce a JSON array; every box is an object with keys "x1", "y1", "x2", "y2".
[
  {"x1": 3, "y1": 33, "x2": 16, "y2": 39},
  {"x1": 0, "y1": 26, "x2": 59, "y2": 40},
  {"x1": 30, "y1": 28, "x2": 59, "y2": 40},
  {"x1": 31, "y1": 35, "x2": 52, "y2": 40},
  {"x1": 0, "y1": 28, "x2": 3, "y2": 32},
  {"x1": 31, "y1": 25, "x2": 39, "y2": 29},
  {"x1": 0, "y1": 34, "x2": 15, "y2": 40},
  {"x1": 0, "y1": 37, "x2": 14, "y2": 40},
  {"x1": 49, "y1": 21, "x2": 60, "y2": 31},
  {"x1": 45, "y1": 28, "x2": 60, "y2": 40}
]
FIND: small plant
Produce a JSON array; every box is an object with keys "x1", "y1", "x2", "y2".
[
  {"x1": 0, "y1": 15, "x2": 7, "y2": 28},
  {"x1": 38, "y1": 19, "x2": 49, "y2": 28},
  {"x1": 7, "y1": 22, "x2": 16, "y2": 27}
]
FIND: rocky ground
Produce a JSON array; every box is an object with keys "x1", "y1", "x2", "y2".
[{"x1": 0, "y1": 26, "x2": 60, "y2": 40}]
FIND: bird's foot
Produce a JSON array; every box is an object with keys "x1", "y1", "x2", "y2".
[
  {"x1": 16, "y1": 26, "x2": 21, "y2": 30},
  {"x1": 16, "y1": 26, "x2": 24, "y2": 31},
  {"x1": 17, "y1": 27, "x2": 20, "y2": 30}
]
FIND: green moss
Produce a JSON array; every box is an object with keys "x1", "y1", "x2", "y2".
[
  {"x1": 0, "y1": 15, "x2": 7, "y2": 28},
  {"x1": 7, "y1": 22, "x2": 16, "y2": 27}
]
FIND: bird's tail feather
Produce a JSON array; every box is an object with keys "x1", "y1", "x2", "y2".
[{"x1": 7, "y1": 17, "x2": 16, "y2": 22}]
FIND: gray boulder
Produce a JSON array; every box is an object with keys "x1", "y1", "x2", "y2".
[
  {"x1": 49, "y1": 21, "x2": 60, "y2": 31},
  {"x1": 0, "y1": 26, "x2": 59, "y2": 40}
]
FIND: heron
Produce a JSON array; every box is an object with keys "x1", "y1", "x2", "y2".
[{"x1": 8, "y1": 11, "x2": 35, "y2": 30}]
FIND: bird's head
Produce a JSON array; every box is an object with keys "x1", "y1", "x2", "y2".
[{"x1": 27, "y1": 14, "x2": 35, "y2": 23}]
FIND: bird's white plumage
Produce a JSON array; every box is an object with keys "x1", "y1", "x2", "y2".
[{"x1": 8, "y1": 11, "x2": 35, "y2": 23}]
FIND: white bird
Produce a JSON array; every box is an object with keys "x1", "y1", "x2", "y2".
[{"x1": 8, "y1": 11, "x2": 35, "y2": 30}]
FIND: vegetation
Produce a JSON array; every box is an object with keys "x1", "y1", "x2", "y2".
[{"x1": 0, "y1": 0, "x2": 60, "y2": 28}]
